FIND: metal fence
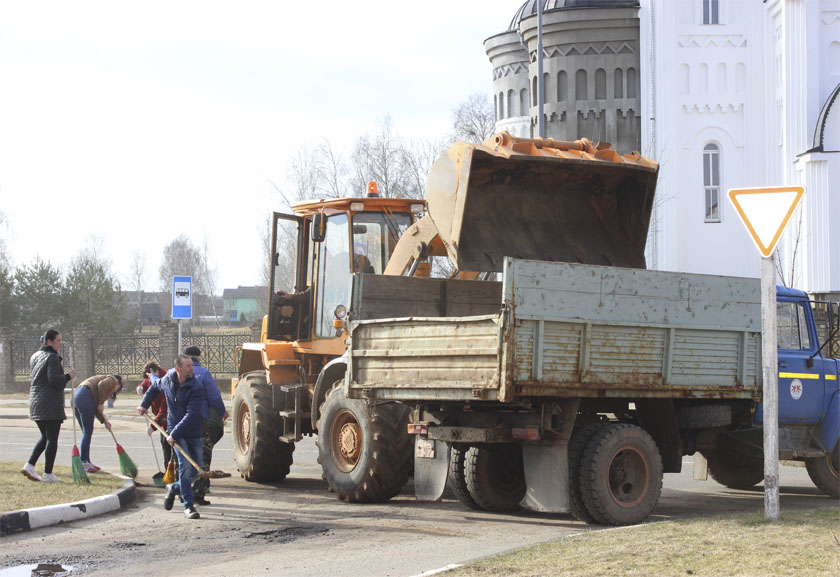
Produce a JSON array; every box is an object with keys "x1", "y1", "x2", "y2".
[{"x1": 12, "y1": 333, "x2": 244, "y2": 378}]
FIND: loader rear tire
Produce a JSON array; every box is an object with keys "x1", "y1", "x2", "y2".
[
  {"x1": 448, "y1": 445, "x2": 480, "y2": 510},
  {"x1": 464, "y1": 445, "x2": 526, "y2": 512},
  {"x1": 805, "y1": 442, "x2": 840, "y2": 499},
  {"x1": 568, "y1": 422, "x2": 609, "y2": 523},
  {"x1": 317, "y1": 384, "x2": 412, "y2": 502},
  {"x1": 579, "y1": 424, "x2": 663, "y2": 526},
  {"x1": 704, "y1": 450, "x2": 763, "y2": 490},
  {"x1": 232, "y1": 371, "x2": 295, "y2": 482}
]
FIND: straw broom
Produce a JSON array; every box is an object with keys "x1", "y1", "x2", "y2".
[
  {"x1": 109, "y1": 429, "x2": 138, "y2": 478},
  {"x1": 67, "y1": 347, "x2": 89, "y2": 485}
]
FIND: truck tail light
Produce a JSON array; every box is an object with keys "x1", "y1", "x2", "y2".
[
  {"x1": 407, "y1": 423, "x2": 428, "y2": 435},
  {"x1": 512, "y1": 428, "x2": 540, "y2": 441}
]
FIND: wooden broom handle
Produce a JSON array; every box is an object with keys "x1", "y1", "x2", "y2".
[{"x1": 143, "y1": 413, "x2": 203, "y2": 473}]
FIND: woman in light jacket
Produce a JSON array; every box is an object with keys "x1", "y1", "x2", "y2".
[{"x1": 73, "y1": 374, "x2": 122, "y2": 472}]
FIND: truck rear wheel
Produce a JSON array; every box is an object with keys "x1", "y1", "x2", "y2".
[
  {"x1": 232, "y1": 371, "x2": 295, "y2": 482},
  {"x1": 464, "y1": 445, "x2": 526, "y2": 512},
  {"x1": 568, "y1": 422, "x2": 609, "y2": 523},
  {"x1": 448, "y1": 445, "x2": 480, "y2": 510},
  {"x1": 805, "y1": 443, "x2": 840, "y2": 499},
  {"x1": 704, "y1": 450, "x2": 763, "y2": 490},
  {"x1": 317, "y1": 384, "x2": 412, "y2": 502},
  {"x1": 579, "y1": 424, "x2": 663, "y2": 526}
]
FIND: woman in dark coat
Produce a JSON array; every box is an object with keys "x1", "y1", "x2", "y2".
[{"x1": 21, "y1": 329, "x2": 76, "y2": 483}]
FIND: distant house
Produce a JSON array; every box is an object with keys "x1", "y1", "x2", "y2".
[{"x1": 223, "y1": 286, "x2": 267, "y2": 324}]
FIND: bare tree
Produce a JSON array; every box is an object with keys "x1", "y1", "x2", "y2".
[
  {"x1": 129, "y1": 250, "x2": 146, "y2": 330},
  {"x1": 350, "y1": 116, "x2": 411, "y2": 198},
  {"x1": 199, "y1": 234, "x2": 220, "y2": 323},
  {"x1": 315, "y1": 138, "x2": 349, "y2": 198},
  {"x1": 452, "y1": 93, "x2": 495, "y2": 144},
  {"x1": 401, "y1": 136, "x2": 450, "y2": 199},
  {"x1": 159, "y1": 234, "x2": 203, "y2": 293},
  {"x1": 775, "y1": 209, "x2": 805, "y2": 288},
  {"x1": 0, "y1": 210, "x2": 9, "y2": 268}
]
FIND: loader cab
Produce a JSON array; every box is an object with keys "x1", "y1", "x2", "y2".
[{"x1": 266, "y1": 198, "x2": 420, "y2": 351}]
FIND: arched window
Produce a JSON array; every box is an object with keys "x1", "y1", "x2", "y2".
[
  {"x1": 680, "y1": 64, "x2": 689, "y2": 94},
  {"x1": 520, "y1": 89, "x2": 528, "y2": 115},
  {"x1": 614, "y1": 68, "x2": 624, "y2": 98},
  {"x1": 557, "y1": 71, "x2": 567, "y2": 101},
  {"x1": 494, "y1": 94, "x2": 498, "y2": 121},
  {"x1": 703, "y1": 143, "x2": 721, "y2": 223},
  {"x1": 499, "y1": 92, "x2": 505, "y2": 119},
  {"x1": 595, "y1": 68, "x2": 606, "y2": 100},
  {"x1": 699, "y1": 63, "x2": 708, "y2": 93},
  {"x1": 626, "y1": 67, "x2": 637, "y2": 99},
  {"x1": 532, "y1": 76, "x2": 538, "y2": 106},
  {"x1": 575, "y1": 69, "x2": 587, "y2": 101},
  {"x1": 508, "y1": 90, "x2": 515, "y2": 117},
  {"x1": 543, "y1": 72, "x2": 550, "y2": 104},
  {"x1": 703, "y1": 0, "x2": 719, "y2": 25},
  {"x1": 716, "y1": 63, "x2": 727, "y2": 93}
]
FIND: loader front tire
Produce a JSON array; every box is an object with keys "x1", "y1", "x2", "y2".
[
  {"x1": 805, "y1": 442, "x2": 840, "y2": 499},
  {"x1": 579, "y1": 424, "x2": 663, "y2": 526},
  {"x1": 464, "y1": 445, "x2": 526, "y2": 512},
  {"x1": 317, "y1": 384, "x2": 412, "y2": 502},
  {"x1": 232, "y1": 371, "x2": 295, "y2": 482}
]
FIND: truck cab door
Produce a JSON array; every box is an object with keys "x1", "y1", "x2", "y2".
[
  {"x1": 776, "y1": 297, "x2": 825, "y2": 424},
  {"x1": 267, "y1": 212, "x2": 308, "y2": 342}
]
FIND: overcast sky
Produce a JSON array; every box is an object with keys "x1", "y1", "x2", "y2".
[{"x1": 0, "y1": 0, "x2": 518, "y2": 293}]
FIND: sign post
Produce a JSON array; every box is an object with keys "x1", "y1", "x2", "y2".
[
  {"x1": 728, "y1": 186, "x2": 804, "y2": 521},
  {"x1": 172, "y1": 276, "x2": 193, "y2": 356}
]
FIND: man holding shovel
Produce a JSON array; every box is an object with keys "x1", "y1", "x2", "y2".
[{"x1": 137, "y1": 355, "x2": 205, "y2": 520}]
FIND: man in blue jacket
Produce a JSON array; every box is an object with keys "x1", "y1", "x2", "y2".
[
  {"x1": 137, "y1": 355, "x2": 205, "y2": 519},
  {"x1": 183, "y1": 345, "x2": 228, "y2": 505}
]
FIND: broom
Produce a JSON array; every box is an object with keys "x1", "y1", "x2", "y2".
[
  {"x1": 67, "y1": 349, "x2": 89, "y2": 485},
  {"x1": 109, "y1": 429, "x2": 138, "y2": 478}
]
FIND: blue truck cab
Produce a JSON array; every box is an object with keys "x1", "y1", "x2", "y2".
[{"x1": 752, "y1": 286, "x2": 840, "y2": 498}]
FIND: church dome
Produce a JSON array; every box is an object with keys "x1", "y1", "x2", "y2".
[{"x1": 509, "y1": 0, "x2": 640, "y2": 31}]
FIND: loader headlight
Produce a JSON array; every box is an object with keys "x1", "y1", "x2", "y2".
[{"x1": 334, "y1": 305, "x2": 347, "y2": 319}]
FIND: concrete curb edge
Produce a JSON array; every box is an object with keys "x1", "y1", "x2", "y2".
[{"x1": 0, "y1": 476, "x2": 136, "y2": 537}]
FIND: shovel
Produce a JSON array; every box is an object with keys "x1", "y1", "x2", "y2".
[
  {"x1": 149, "y1": 434, "x2": 166, "y2": 487},
  {"x1": 144, "y1": 414, "x2": 231, "y2": 479}
]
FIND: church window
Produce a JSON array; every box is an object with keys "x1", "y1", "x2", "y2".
[
  {"x1": 615, "y1": 68, "x2": 624, "y2": 98},
  {"x1": 703, "y1": 0, "x2": 719, "y2": 25},
  {"x1": 595, "y1": 68, "x2": 606, "y2": 100},
  {"x1": 557, "y1": 71, "x2": 567, "y2": 101},
  {"x1": 521, "y1": 89, "x2": 528, "y2": 115},
  {"x1": 627, "y1": 68, "x2": 637, "y2": 99},
  {"x1": 532, "y1": 76, "x2": 538, "y2": 106},
  {"x1": 703, "y1": 143, "x2": 721, "y2": 223},
  {"x1": 508, "y1": 90, "x2": 515, "y2": 117},
  {"x1": 499, "y1": 92, "x2": 505, "y2": 119},
  {"x1": 575, "y1": 70, "x2": 587, "y2": 101}
]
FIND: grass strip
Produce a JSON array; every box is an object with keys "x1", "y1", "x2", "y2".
[
  {"x1": 0, "y1": 461, "x2": 124, "y2": 513},
  {"x1": 449, "y1": 508, "x2": 840, "y2": 577}
]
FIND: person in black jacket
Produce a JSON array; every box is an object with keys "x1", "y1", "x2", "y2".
[{"x1": 22, "y1": 329, "x2": 76, "y2": 483}]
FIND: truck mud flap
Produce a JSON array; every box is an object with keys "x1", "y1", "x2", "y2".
[
  {"x1": 413, "y1": 438, "x2": 450, "y2": 502},
  {"x1": 520, "y1": 442, "x2": 570, "y2": 513}
]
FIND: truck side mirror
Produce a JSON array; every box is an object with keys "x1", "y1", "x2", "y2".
[{"x1": 312, "y1": 213, "x2": 326, "y2": 242}]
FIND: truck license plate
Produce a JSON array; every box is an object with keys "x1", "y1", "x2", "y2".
[{"x1": 415, "y1": 438, "x2": 435, "y2": 459}]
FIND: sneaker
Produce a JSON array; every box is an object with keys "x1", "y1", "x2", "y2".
[
  {"x1": 194, "y1": 496, "x2": 211, "y2": 506},
  {"x1": 164, "y1": 486, "x2": 176, "y2": 511},
  {"x1": 83, "y1": 462, "x2": 101, "y2": 473},
  {"x1": 184, "y1": 506, "x2": 200, "y2": 519},
  {"x1": 20, "y1": 463, "x2": 41, "y2": 482},
  {"x1": 41, "y1": 473, "x2": 62, "y2": 483}
]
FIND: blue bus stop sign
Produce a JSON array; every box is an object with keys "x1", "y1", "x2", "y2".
[{"x1": 172, "y1": 276, "x2": 192, "y2": 320}]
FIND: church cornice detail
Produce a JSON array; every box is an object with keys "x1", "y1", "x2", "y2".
[
  {"x1": 528, "y1": 42, "x2": 635, "y2": 63},
  {"x1": 681, "y1": 102, "x2": 744, "y2": 114},
  {"x1": 821, "y1": 11, "x2": 840, "y2": 25},
  {"x1": 493, "y1": 62, "x2": 529, "y2": 80},
  {"x1": 678, "y1": 35, "x2": 746, "y2": 49}
]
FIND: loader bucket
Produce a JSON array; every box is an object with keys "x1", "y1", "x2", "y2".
[{"x1": 425, "y1": 132, "x2": 659, "y2": 272}]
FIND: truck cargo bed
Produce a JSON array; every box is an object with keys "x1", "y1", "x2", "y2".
[{"x1": 347, "y1": 259, "x2": 762, "y2": 403}]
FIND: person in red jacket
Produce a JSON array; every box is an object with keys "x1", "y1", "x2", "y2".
[{"x1": 139, "y1": 362, "x2": 171, "y2": 467}]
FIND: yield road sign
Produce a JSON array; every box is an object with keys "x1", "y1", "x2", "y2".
[{"x1": 727, "y1": 186, "x2": 804, "y2": 257}]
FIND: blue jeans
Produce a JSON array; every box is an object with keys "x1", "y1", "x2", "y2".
[
  {"x1": 167, "y1": 436, "x2": 203, "y2": 509},
  {"x1": 73, "y1": 386, "x2": 96, "y2": 463}
]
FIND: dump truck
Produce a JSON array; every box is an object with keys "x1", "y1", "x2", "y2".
[
  {"x1": 231, "y1": 132, "x2": 658, "y2": 502},
  {"x1": 344, "y1": 259, "x2": 840, "y2": 524}
]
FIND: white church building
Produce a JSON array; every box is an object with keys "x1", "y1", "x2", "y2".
[{"x1": 485, "y1": 0, "x2": 839, "y2": 296}]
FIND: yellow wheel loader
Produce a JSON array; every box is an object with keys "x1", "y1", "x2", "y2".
[{"x1": 231, "y1": 132, "x2": 658, "y2": 502}]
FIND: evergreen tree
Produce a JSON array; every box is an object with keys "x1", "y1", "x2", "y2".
[
  {"x1": 13, "y1": 257, "x2": 63, "y2": 333},
  {"x1": 62, "y1": 251, "x2": 125, "y2": 333}
]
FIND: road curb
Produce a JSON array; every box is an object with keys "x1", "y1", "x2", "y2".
[{"x1": 0, "y1": 476, "x2": 136, "y2": 537}]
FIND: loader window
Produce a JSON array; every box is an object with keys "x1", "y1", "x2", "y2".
[
  {"x1": 316, "y1": 213, "x2": 351, "y2": 338},
  {"x1": 351, "y1": 212, "x2": 412, "y2": 274},
  {"x1": 777, "y1": 301, "x2": 811, "y2": 351}
]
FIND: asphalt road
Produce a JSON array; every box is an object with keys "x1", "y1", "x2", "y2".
[{"x1": 1, "y1": 398, "x2": 836, "y2": 577}]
